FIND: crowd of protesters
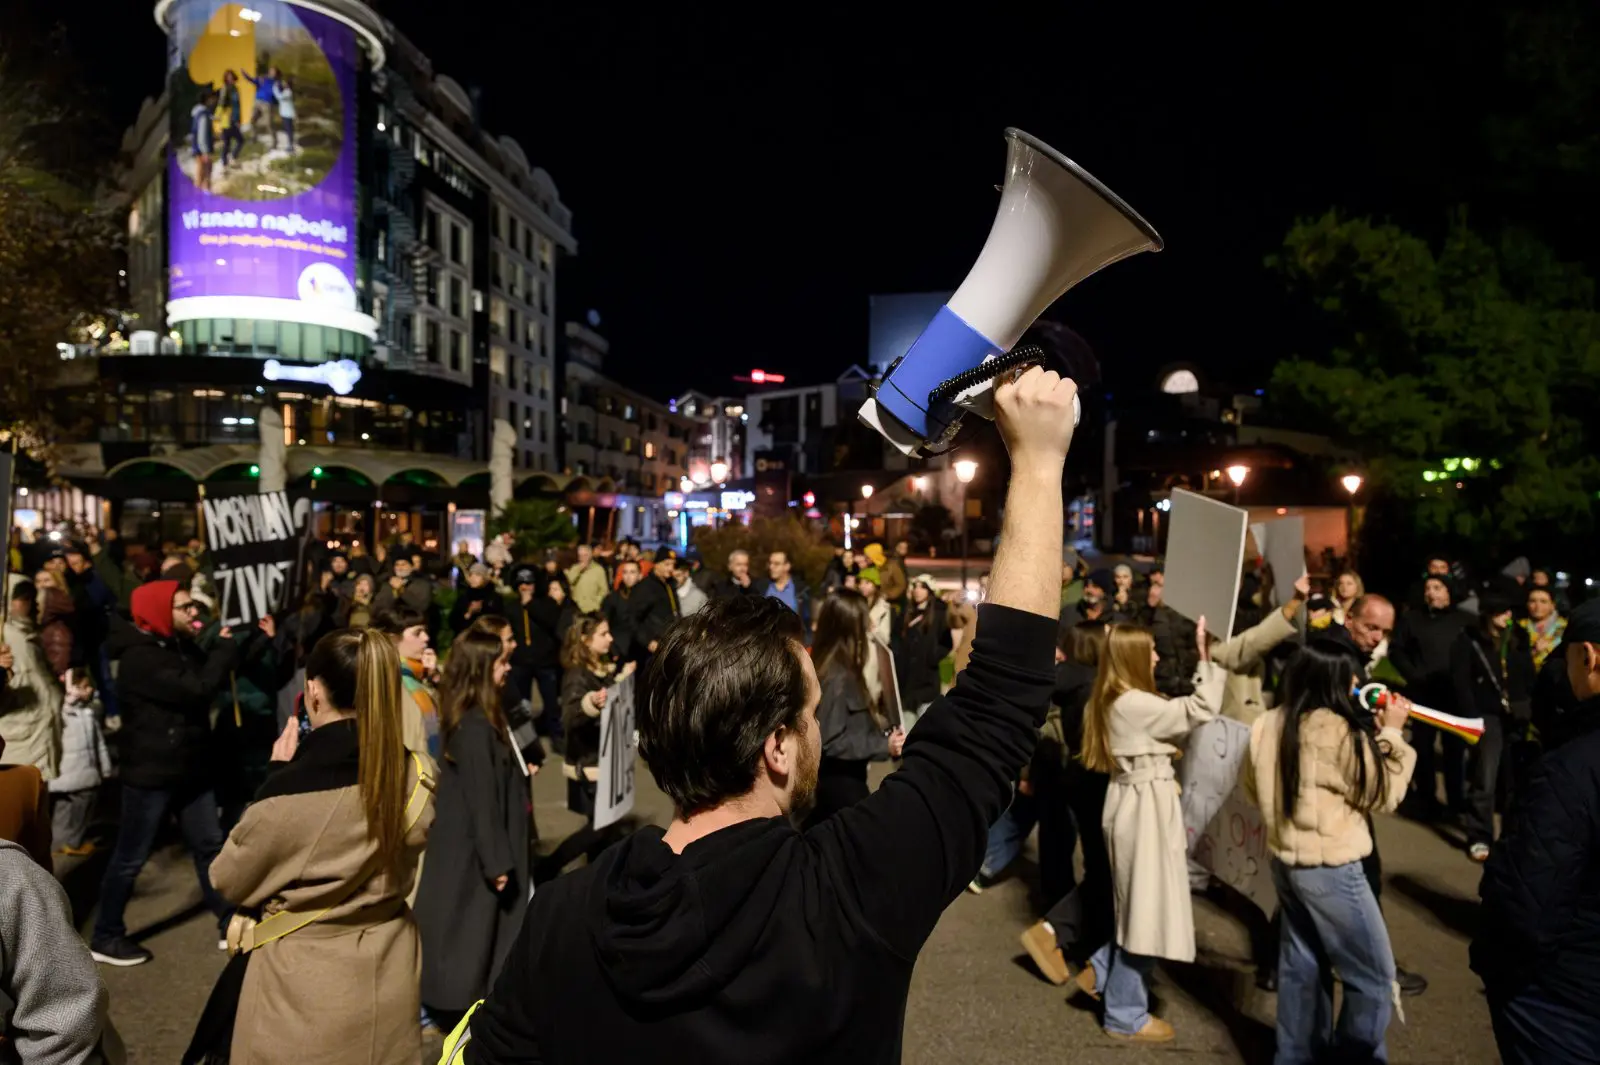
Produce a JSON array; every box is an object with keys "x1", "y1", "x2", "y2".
[{"x1": 2, "y1": 466, "x2": 1599, "y2": 1065}]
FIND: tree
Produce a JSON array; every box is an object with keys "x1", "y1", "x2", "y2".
[
  {"x1": 487, "y1": 499, "x2": 576, "y2": 560},
  {"x1": 0, "y1": 47, "x2": 126, "y2": 467},
  {"x1": 692, "y1": 517, "x2": 834, "y2": 591},
  {"x1": 1268, "y1": 210, "x2": 1600, "y2": 561}
]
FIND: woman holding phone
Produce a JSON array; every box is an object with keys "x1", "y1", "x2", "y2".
[
  {"x1": 191, "y1": 628, "x2": 435, "y2": 1065},
  {"x1": 414, "y1": 628, "x2": 531, "y2": 1031}
]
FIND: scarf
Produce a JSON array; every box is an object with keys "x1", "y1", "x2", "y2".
[{"x1": 1521, "y1": 615, "x2": 1566, "y2": 670}]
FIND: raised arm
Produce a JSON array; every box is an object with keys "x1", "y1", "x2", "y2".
[{"x1": 815, "y1": 367, "x2": 1075, "y2": 958}]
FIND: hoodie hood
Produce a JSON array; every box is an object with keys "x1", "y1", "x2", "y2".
[
  {"x1": 593, "y1": 818, "x2": 796, "y2": 1008},
  {"x1": 131, "y1": 579, "x2": 179, "y2": 638}
]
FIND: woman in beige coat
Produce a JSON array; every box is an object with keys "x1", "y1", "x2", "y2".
[
  {"x1": 194, "y1": 627, "x2": 435, "y2": 1065},
  {"x1": 1077, "y1": 620, "x2": 1222, "y2": 1044}
]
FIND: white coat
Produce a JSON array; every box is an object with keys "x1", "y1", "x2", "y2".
[
  {"x1": 1103, "y1": 661, "x2": 1226, "y2": 961},
  {"x1": 0, "y1": 613, "x2": 62, "y2": 782}
]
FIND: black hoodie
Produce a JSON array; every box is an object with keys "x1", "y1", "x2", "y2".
[{"x1": 466, "y1": 605, "x2": 1057, "y2": 1064}]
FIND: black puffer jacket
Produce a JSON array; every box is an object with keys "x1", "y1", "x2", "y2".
[
  {"x1": 1473, "y1": 707, "x2": 1600, "y2": 1015},
  {"x1": 1143, "y1": 603, "x2": 1198, "y2": 697},
  {"x1": 1389, "y1": 605, "x2": 1472, "y2": 704},
  {"x1": 895, "y1": 598, "x2": 951, "y2": 708},
  {"x1": 1450, "y1": 623, "x2": 1535, "y2": 723},
  {"x1": 106, "y1": 615, "x2": 237, "y2": 790}
]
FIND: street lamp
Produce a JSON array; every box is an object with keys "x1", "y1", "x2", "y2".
[
  {"x1": 953, "y1": 460, "x2": 978, "y2": 592},
  {"x1": 912, "y1": 475, "x2": 929, "y2": 492},
  {"x1": 710, "y1": 459, "x2": 730, "y2": 484},
  {"x1": 1225, "y1": 464, "x2": 1249, "y2": 506},
  {"x1": 1341, "y1": 473, "x2": 1363, "y2": 567}
]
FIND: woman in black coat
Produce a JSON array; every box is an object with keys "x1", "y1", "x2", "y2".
[
  {"x1": 534, "y1": 614, "x2": 633, "y2": 883},
  {"x1": 1451, "y1": 591, "x2": 1536, "y2": 862},
  {"x1": 414, "y1": 627, "x2": 530, "y2": 1029},
  {"x1": 804, "y1": 590, "x2": 904, "y2": 829},
  {"x1": 894, "y1": 576, "x2": 951, "y2": 731}
]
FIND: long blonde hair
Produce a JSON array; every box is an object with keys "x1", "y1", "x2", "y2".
[
  {"x1": 1079, "y1": 625, "x2": 1159, "y2": 774},
  {"x1": 305, "y1": 628, "x2": 411, "y2": 870}
]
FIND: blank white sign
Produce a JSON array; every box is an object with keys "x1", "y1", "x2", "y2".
[{"x1": 1163, "y1": 488, "x2": 1248, "y2": 639}]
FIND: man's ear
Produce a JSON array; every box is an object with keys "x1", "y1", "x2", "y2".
[{"x1": 762, "y1": 727, "x2": 791, "y2": 780}]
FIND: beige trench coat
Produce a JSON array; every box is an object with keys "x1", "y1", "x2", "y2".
[
  {"x1": 210, "y1": 751, "x2": 435, "y2": 1065},
  {"x1": 1211, "y1": 608, "x2": 1298, "y2": 725},
  {"x1": 1103, "y1": 662, "x2": 1226, "y2": 962},
  {"x1": 0, "y1": 614, "x2": 62, "y2": 782}
]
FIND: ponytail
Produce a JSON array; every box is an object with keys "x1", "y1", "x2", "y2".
[{"x1": 355, "y1": 627, "x2": 409, "y2": 870}]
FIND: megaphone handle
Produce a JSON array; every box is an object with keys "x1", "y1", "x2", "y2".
[{"x1": 927, "y1": 344, "x2": 1047, "y2": 403}]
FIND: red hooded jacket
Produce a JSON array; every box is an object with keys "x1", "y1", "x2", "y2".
[{"x1": 130, "y1": 579, "x2": 179, "y2": 639}]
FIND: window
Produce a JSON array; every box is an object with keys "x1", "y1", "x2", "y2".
[
  {"x1": 536, "y1": 451, "x2": 547, "y2": 471},
  {"x1": 623, "y1": 403, "x2": 635, "y2": 421},
  {"x1": 491, "y1": 251, "x2": 502, "y2": 289},
  {"x1": 449, "y1": 276, "x2": 463, "y2": 318},
  {"x1": 449, "y1": 222, "x2": 463, "y2": 265},
  {"x1": 647, "y1": 413, "x2": 658, "y2": 432},
  {"x1": 507, "y1": 400, "x2": 517, "y2": 423},
  {"x1": 538, "y1": 410, "x2": 548, "y2": 443},
  {"x1": 667, "y1": 448, "x2": 678, "y2": 466},
  {"x1": 424, "y1": 265, "x2": 438, "y2": 306},
  {"x1": 644, "y1": 441, "x2": 655, "y2": 459},
  {"x1": 490, "y1": 204, "x2": 500, "y2": 242},
  {"x1": 538, "y1": 365, "x2": 550, "y2": 399},
  {"x1": 622, "y1": 435, "x2": 634, "y2": 454},
  {"x1": 523, "y1": 450, "x2": 532, "y2": 469},
  {"x1": 449, "y1": 330, "x2": 463, "y2": 371},
  {"x1": 522, "y1": 359, "x2": 533, "y2": 394},
  {"x1": 539, "y1": 236, "x2": 552, "y2": 271},
  {"x1": 525, "y1": 319, "x2": 538, "y2": 351},
  {"x1": 508, "y1": 308, "x2": 519, "y2": 348},
  {"x1": 490, "y1": 297, "x2": 506, "y2": 336},
  {"x1": 522, "y1": 225, "x2": 532, "y2": 258},
  {"x1": 425, "y1": 320, "x2": 440, "y2": 363},
  {"x1": 523, "y1": 407, "x2": 533, "y2": 440},
  {"x1": 425, "y1": 209, "x2": 439, "y2": 251}
]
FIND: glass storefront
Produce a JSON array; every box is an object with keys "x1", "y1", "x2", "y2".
[{"x1": 174, "y1": 318, "x2": 371, "y2": 360}]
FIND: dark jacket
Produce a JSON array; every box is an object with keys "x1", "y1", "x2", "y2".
[
  {"x1": 559, "y1": 666, "x2": 610, "y2": 772},
  {"x1": 415, "y1": 708, "x2": 531, "y2": 1012},
  {"x1": 711, "y1": 574, "x2": 761, "y2": 600},
  {"x1": 372, "y1": 573, "x2": 433, "y2": 617},
  {"x1": 895, "y1": 598, "x2": 951, "y2": 708},
  {"x1": 1532, "y1": 651, "x2": 1584, "y2": 753},
  {"x1": 1472, "y1": 706, "x2": 1600, "y2": 1015},
  {"x1": 106, "y1": 615, "x2": 237, "y2": 790},
  {"x1": 464, "y1": 604, "x2": 1057, "y2": 1065},
  {"x1": 1388, "y1": 605, "x2": 1472, "y2": 704},
  {"x1": 816, "y1": 661, "x2": 890, "y2": 764},
  {"x1": 1451, "y1": 623, "x2": 1535, "y2": 724},
  {"x1": 1050, "y1": 659, "x2": 1098, "y2": 755},
  {"x1": 602, "y1": 586, "x2": 648, "y2": 662},
  {"x1": 631, "y1": 575, "x2": 680, "y2": 652},
  {"x1": 453, "y1": 585, "x2": 509, "y2": 641}
]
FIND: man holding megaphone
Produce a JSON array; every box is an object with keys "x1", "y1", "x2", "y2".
[{"x1": 445, "y1": 368, "x2": 1079, "y2": 1064}]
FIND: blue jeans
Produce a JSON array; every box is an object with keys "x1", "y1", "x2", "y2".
[
  {"x1": 1272, "y1": 859, "x2": 1395, "y2": 1065},
  {"x1": 93, "y1": 784, "x2": 231, "y2": 942},
  {"x1": 1089, "y1": 942, "x2": 1155, "y2": 1035},
  {"x1": 980, "y1": 790, "x2": 1037, "y2": 879},
  {"x1": 1490, "y1": 986, "x2": 1600, "y2": 1065}
]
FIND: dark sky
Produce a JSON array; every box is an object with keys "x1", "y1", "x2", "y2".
[{"x1": 51, "y1": 2, "x2": 1536, "y2": 402}]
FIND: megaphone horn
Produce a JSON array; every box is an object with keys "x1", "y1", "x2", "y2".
[{"x1": 859, "y1": 128, "x2": 1163, "y2": 456}]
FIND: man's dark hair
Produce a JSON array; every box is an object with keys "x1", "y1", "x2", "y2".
[
  {"x1": 372, "y1": 604, "x2": 426, "y2": 635},
  {"x1": 9, "y1": 580, "x2": 36, "y2": 608},
  {"x1": 639, "y1": 596, "x2": 808, "y2": 815}
]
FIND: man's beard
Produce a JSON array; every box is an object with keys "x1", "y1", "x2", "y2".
[{"x1": 788, "y1": 724, "x2": 821, "y2": 822}]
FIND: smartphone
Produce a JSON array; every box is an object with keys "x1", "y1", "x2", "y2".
[{"x1": 295, "y1": 691, "x2": 312, "y2": 741}]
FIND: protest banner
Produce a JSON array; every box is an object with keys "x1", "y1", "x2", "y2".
[
  {"x1": 201, "y1": 487, "x2": 308, "y2": 627},
  {"x1": 1163, "y1": 488, "x2": 1248, "y2": 638},
  {"x1": 595, "y1": 669, "x2": 638, "y2": 831},
  {"x1": 1256, "y1": 515, "x2": 1307, "y2": 609},
  {"x1": 1180, "y1": 716, "x2": 1275, "y2": 913}
]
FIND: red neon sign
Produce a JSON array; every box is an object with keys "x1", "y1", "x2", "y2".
[{"x1": 739, "y1": 368, "x2": 786, "y2": 384}]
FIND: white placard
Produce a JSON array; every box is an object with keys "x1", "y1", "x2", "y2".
[
  {"x1": 1257, "y1": 515, "x2": 1307, "y2": 609},
  {"x1": 1179, "y1": 717, "x2": 1275, "y2": 913},
  {"x1": 594, "y1": 671, "x2": 637, "y2": 831},
  {"x1": 1163, "y1": 488, "x2": 1248, "y2": 639}
]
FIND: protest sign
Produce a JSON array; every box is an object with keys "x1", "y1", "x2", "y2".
[
  {"x1": 1163, "y1": 489, "x2": 1248, "y2": 639},
  {"x1": 201, "y1": 487, "x2": 307, "y2": 627},
  {"x1": 1180, "y1": 717, "x2": 1275, "y2": 913},
  {"x1": 1257, "y1": 515, "x2": 1307, "y2": 608},
  {"x1": 595, "y1": 669, "x2": 638, "y2": 831}
]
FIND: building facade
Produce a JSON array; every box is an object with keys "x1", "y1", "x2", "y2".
[{"x1": 48, "y1": 0, "x2": 586, "y2": 548}]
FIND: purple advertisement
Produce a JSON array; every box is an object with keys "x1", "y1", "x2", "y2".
[{"x1": 165, "y1": 0, "x2": 371, "y2": 337}]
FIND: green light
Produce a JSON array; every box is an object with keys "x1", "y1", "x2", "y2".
[
  {"x1": 1442, "y1": 457, "x2": 1461, "y2": 473},
  {"x1": 1461, "y1": 457, "x2": 1478, "y2": 472},
  {"x1": 312, "y1": 466, "x2": 324, "y2": 477},
  {"x1": 1422, "y1": 470, "x2": 1438, "y2": 482},
  {"x1": 1490, "y1": 459, "x2": 1504, "y2": 470},
  {"x1": 249, "y1": 464, "x2": 260, "y2": 476}
]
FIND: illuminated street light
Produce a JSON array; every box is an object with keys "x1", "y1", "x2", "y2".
[
  {"x1": 1225, "y1": 465, "x2": 1249, "y2": 487},
  {"x1": 954, "y1": 460, "x2": 978, "y2": 484},
  {"x1": 710, "y1": 459, "x2": 730, "y2": 483},
  {"x1": 912, "y1": 476, "x2": 929, "y2": 491},
  {"x1": 861, "y1": 484, "x2": 874, "y2": 499},
  {"x1": 953, "y1": 460, "x2": 979, "y2": 591}
]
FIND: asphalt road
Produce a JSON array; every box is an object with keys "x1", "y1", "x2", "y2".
[{"x1": 58, "y1": 755, "x2": 1499, "y2": 1065}]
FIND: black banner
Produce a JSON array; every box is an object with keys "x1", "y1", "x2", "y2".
[{"x1": 202, "y1": 488, "x2": 308, "y2": 627}]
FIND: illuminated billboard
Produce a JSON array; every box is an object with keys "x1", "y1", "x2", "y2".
[{"x1": 165, "y1": 0, "x2": 373, "y2": 338}]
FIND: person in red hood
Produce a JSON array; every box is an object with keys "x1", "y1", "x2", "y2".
[{"x1": 91, "y1": 579, "x2": 238, "y2": 967}]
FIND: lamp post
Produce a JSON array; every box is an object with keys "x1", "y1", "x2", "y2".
[
  {"x1": 1225, "y1": 464, "x2": 1249, "y2": 507},
  {"x1": 954, "y1": 460, "x2": 978, "y2": 593},
  {"x1": 710, "y1": 459, "x2": 730, "y2": 485},
  {"x1": 1341, "y1": 473, "x2": 1363, "y2": 567}
]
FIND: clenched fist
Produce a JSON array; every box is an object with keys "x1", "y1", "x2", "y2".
[{"x1": 993, "y1": 366, "x2": 1078, "y2": 473}]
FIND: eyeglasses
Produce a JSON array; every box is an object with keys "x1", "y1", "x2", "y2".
[{"x1": 176, "y1": 602, "x2": 201, "y2": 614}]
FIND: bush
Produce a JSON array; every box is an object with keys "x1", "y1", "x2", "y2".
[
  {"x1": 488, "y1": 499, "x2": 576, "y2": 561},
  {"x1": 692, "y1": 516, "x2": 835, "y2": 592}
]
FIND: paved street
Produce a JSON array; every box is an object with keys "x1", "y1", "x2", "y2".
[{"x1": 59, "y1": 756, "x2": 1498, "y2": 1064}]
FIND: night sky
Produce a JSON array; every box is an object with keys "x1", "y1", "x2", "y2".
[{"x1": 42, "y1": 2, "x2": 1559, "y2": 402}]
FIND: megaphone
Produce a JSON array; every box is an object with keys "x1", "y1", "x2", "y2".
[
  {"x1": 1357, "y1": 682, "x2": 1485, "y2": 745},
  {"x1": 859, "y1": 128, "x2": 1163, "y2": 456}
]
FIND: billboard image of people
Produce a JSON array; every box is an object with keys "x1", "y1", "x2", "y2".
[{"x1": 165, "y1": 0, "x2": 372, "y2": 337}]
